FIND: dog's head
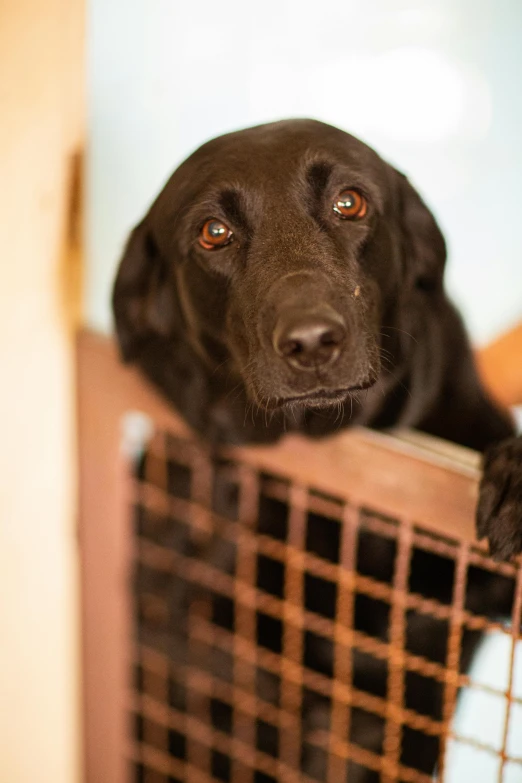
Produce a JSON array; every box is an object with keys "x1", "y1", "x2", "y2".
[{"x1": 113, "y1": 119, "x2": 446, "y2": 418}]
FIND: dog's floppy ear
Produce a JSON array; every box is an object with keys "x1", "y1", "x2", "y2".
[
  {"x1": 396, "y1": 172, "x2": 447, "y2": 292},
  {"x1": 112, "y1": 220, "x2": 177, "y2": 360}
]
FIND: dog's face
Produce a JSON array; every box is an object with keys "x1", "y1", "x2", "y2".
[{"x1": 113, "y1": 119, "x2": 446, "y2": 414}]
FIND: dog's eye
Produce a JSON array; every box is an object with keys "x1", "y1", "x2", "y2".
[
  {"x1": 333, "y1": 189, "x2": 367, "y2": 219},
  {"x1": 199, "y1": 219, "x2": 233, "y2": 250}
]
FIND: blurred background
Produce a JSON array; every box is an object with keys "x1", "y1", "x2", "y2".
[{"x1": 1, "y1": 1, "x2": 521, "y2": 781}]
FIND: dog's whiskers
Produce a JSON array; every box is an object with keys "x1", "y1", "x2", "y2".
[{"x1": 381, "y1": 326, "x2": 418, "y2": 345}]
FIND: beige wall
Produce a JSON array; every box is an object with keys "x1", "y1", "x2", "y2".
[{"x1": 0, "y1": 1, "x2": 83, "y2": 781}]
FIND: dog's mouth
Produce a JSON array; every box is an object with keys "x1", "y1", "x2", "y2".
[{"x1": 272, "y1": 380, "x2": 376, "y2": 410}]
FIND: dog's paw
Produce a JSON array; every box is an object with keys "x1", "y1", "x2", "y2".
[{"x1": 477, "y1": 436, "x2": 522, "y2": 561}]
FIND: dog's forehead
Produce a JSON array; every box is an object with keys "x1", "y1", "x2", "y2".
[{"x1": 174, "y1": 120, "x2": 384, "y2": 191}]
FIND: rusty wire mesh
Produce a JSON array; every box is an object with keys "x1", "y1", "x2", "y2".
[{"x1": 129, "y1": 431, "x2": 522, "y2": 783}]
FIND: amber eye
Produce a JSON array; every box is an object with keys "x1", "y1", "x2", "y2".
[
  {"x1": 333, "y1": 189, "x2": 368, "y2": 219},
  {"x1": 199, "y1": 219, "x2": 233, "y2": 249}
]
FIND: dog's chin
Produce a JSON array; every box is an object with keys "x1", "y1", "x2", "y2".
[
  {"x1": 279, "y1": 389, "x2": 352, "y2": 411},
  {"x1": 249, "y1": 381, "x2": 377, "y2": 412}
]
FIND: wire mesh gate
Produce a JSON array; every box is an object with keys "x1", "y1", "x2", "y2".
[{"x1": 129, "y1": 431, "x2": 522, "y2": 783}]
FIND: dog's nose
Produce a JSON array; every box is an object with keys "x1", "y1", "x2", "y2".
[{"x1": 274, "y1": 314, "x2": 346, "y2": 369}]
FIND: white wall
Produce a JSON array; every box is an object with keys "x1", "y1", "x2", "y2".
[{"x1": 87, "y1": 0, "x2": 522, "y2": 345}]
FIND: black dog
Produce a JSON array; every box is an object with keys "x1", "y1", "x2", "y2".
[{"x1": 113, "y1": 119, "x2": 522, "y2": 779}]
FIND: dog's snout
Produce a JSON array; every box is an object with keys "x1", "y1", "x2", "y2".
[{"x1": 274, "y1": 313, "x2": 346, "y2": 369}]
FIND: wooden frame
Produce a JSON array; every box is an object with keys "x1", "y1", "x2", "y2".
[{"x1": 78, "y1": 328, "x2": 485, "y2": 783}]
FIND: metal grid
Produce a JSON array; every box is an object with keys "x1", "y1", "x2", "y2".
[{"x1": 130, "y1": 431, "x2": 522, "y2": 783}]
